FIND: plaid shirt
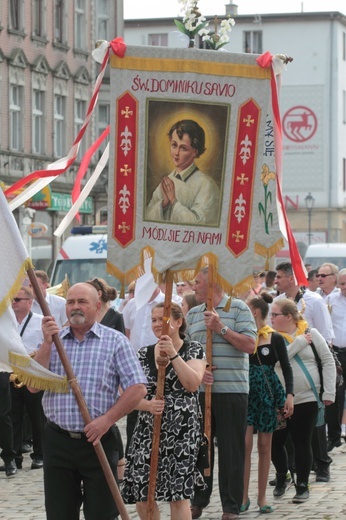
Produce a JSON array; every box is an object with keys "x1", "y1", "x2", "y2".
[{"x1": 42, "y1": 322, "x2": 147, "y2": 431}]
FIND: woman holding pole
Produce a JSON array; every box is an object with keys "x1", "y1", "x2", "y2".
[{"x1": 122, "y1": 302, "x2": 207, "y2": 519}]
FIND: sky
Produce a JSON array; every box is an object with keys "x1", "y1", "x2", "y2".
[{"x1": 124, "y1": 0, "x2": 346, "y2": 19}]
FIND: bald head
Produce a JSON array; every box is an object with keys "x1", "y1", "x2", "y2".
[{"x1": 66, "y1": 283, "x2": 101, "y2": 330}]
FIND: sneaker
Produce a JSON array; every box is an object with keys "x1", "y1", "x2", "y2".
[
  {"x1": 292, "y1": 483, "x2": 309, "y2": 503},
  {"x1": 316, "y1": 467, "x2": 330, "y2": 482}
]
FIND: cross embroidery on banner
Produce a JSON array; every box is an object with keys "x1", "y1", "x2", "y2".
[
  {"x1": 237, "y1": 173, "x2": 249, "y2": 185},
  {"x1": 118, "y1": 222, "x2": 130, "y2": 233},
  {"x1": 243, "y1": 114, "x2": 255, "y2": 127},
  {"x1": 232, "y1": 231, "x2": 244, "y2": 242},
  {"x1": 120, "y1": 164, "x2": 132, "y2": 176},
  {"x1": 121, "y1": 106, "x2": 133, "y2": 118}
]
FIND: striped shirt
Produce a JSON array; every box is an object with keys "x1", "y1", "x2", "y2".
[
  {"x1": 42, "y1": 322, "x2": 147, "y2": 431},
  {"x1": 186, "y1": 295, "x2": 257, "y2": 394}
]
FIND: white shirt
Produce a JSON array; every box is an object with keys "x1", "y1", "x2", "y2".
[
  {"x1": 17, "y1": 312, "x2": 44, "y2": 355},
  {"x1": 273, "y1": 289, "x2": 334, "y2": 343},
  {"x1": 32, "y1": 293, "x2": 67, "y2": 328},
  {"x1": 123, "y1": 291, "x2": 165, "y2": 351},
  {"x1": 329, "y1": 292, "x2": 346, "y2": 348}
]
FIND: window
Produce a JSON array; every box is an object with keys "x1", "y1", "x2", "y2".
[
  {"x1": 9, "y1": 0, "x2": 23, "y2": 31},
  {"x1": 10, "y1": 84, "x2": 23, "y2": 150},
  {"x1": 33, "y1": 90, "x2": 45, "y2": 154},
  {"x1": 97, "y1": 0, "x2": 108, "y2": 40},
  {"x1": 148, "y1": 34, "x2": 168, "y2": 47},
  {"x1": 98, "y1": 104, "x2": 110, "y2": 153},
  {"x1": 54, "y1": 0, "x2": 65, "y2": 43},
  {"x1": 75, "y1": 99, "x2": 86, "y2": 160},
  {"x1": 75, "y1": 0, "x2": 86, "y2": 49},
  {"x1": 33, "y1": 0, "x2": 45, "y2": 37},
  {"x1": 54, "y1": 95, "x2": 66, "y2": 157},
  {"x1": 244, "y1": 31, "x2": 262, "y2": 54}
]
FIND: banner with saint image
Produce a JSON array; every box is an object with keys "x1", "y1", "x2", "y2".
[{"x1": 107, "y1": 45, "x2": 284, "y2": 294}]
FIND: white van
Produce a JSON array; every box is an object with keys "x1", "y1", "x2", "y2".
[
  {"x1": 50, "y1": 226, "x2": 119, "y2": 288},
  {"x1": 304, "y1": 243, "x2": 346, "y2": 270}
]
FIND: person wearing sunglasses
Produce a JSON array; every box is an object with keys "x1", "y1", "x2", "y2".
[
  {"x1": 270, "y1": 298, "x2": 335, "y2": 504},
  {"x1": 272, "y1": 262, "x2": 334, "y2": 346},
  {"x1": 316, "y1": 263, "x2": 340, "y2": 303},
  {"x1": 10, "y1": 287, "x2": 44, "y2": 472}
]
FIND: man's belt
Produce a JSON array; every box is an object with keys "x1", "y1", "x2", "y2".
[{"x1": 47, "y1": 420, "x2": 86, "y2": 439}]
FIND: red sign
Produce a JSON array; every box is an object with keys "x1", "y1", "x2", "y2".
[
  {"x1": 113, "y1": 92, "x2": 137, "y2": 247},
  {"x1": 283, "y1": 106, "x2": 317, "y2": 142},
  {"x1": 227, "y1": 99, "x2": 259, "y2": 257}
]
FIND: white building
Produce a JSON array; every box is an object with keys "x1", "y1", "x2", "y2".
[{"x1": 124, "y1": 7, "x2": 346, "y2": 251}]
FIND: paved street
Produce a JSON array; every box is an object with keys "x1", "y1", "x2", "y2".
[{"x1": 1, "y1": 418, "x2": 346, "y2": 519}]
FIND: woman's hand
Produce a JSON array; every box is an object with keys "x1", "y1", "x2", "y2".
[
  {"x1": 156, "y1": 335, "x2": 176, "y2": 359},
  {"x1": 283, "y1": 393, "x2": 294, "y2": 418},
  {"x1": 149, "y1": 397, "x2": 165, "y2": 416},
  {"x1": 202, "y1": 366, "x2": 216, "y2": 385}
]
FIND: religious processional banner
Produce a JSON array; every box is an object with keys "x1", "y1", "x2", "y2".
[{"x1": 107, "y1": 45, "x2": 284, "y2": 294}]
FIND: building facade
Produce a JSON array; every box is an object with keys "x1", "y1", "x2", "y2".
[{"x1": 0, "y1": 0, "x2": 121, "y2": 267}]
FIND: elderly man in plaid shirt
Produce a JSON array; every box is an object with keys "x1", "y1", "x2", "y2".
[{"x1": 32, "y1": 282, "x2": 147, "y2": 520}]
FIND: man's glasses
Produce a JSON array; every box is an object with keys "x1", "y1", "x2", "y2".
[
  {"x1": 13, "y1": 298, "x2": 31, "y2": 303},
  {"x1": 316, "y1": 273, "x2": 333, "y2": 278},
  {"x1": 270, "y1": 312, "x2": 285, "y2": 318}
]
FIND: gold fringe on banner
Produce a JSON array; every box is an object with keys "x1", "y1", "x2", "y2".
[
  {"x1": 0, "y1": 258, "x2": 33, "y2": 317},
  {"x1": 254, "y1": 238, "x2": 285, "y2": 270},
  {"x1": 9, "y1": 351, "x2": 68, "y2": 393}
]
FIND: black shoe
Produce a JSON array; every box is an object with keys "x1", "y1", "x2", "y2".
[
  {"x1": 22, "y1": 443, "x2": 32, "y2": 453},
  {"x1": 15, "y1": 459, "x2": 22, "y2": 470},
  {"x1": 273, "y1": 473, "x2": 288, "y2": 497},
  {"x1": 191, "y1": 506, "x2": 203, "y2": 519},
  {"x1": 292, "y1": 482, "x2": 309, "y2": 503},
  {"x1": 31, "y1": 458, "x2": 43, "y2": 469},
  {"x1": 316, "y1": 467, "x2": 330, "y2": 482},
  {"x1": 269, "y1": 472, "x2": 291, "y2": 486},
  {"x1": 2, "y1": 460, "x2": 17, "y2": 477},
  {"x1": 327, "y1": 438, "x2": 342, "y2": 452}
]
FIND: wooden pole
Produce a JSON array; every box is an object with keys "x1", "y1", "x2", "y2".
[
  {"x1": 27, "y1": 268, "x2": 130, "y2": 520},
  {"x1": 204, "y1": 264, "x2": 215, "y2": 476},
  {"x1": 147, "y1": 271, "x2": 173, "y2": 520}
]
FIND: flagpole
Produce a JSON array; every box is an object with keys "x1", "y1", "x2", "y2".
[
  {"x1": 147, "y1": 270, "x2": 173, "y2": 520},
  {"x1": 26, "y1": 267, "x2": 130, "y2": 520},
  {"x1": 204, "y1": 264, "x2": 215, "y2": 476}
]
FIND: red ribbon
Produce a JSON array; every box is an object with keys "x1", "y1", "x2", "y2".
[
  {"x1": 4, "y1": 38, "x2": 127, "y2": 199},
  {"x1": 257, "y1": 52, "x2": 307, "y2": 286},
  {"x1": 71, "y1": 125, "x2": 110, "y2": 221}
]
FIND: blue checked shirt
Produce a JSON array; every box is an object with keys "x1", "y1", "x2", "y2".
[{"x1": 42, "y1": 322, "x2": 147, "y2": 431}]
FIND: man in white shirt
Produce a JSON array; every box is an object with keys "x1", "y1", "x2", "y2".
[
  {"x1": 316, "y1": 263, "x2": 340, "y2": 309},
  {"x1": 273, "y1": 262, "x2": 334, "y2": 344},
  {"x1": 29, "y1": 270, "x2": 67, "y2": 328},
  {"x1": 11, "y1": 287, "x2": 44, "y2": 471},
  {"x1": 123, "y1": 286, "x2": 165, "y2": 351},
  {"x1": 327, "y1": 269, "x2": 346, "y2": 451}
]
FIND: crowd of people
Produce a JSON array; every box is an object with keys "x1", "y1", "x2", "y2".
[{"x1": 0, "y1": 261, "x2": 345, "y2": 520}]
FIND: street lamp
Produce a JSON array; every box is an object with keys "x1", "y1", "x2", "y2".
[{"x1": 305, "y1": 192, "x2": 315, "y2": 245}]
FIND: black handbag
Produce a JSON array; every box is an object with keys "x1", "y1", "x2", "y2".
[
  {"x1": 195, "y1": 395, "x2": 210, "y2": 471},
  {"x1": 196, "y1": 433, "x2": 209, "y2": 471}
]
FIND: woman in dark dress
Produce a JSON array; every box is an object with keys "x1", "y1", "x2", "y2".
[
  {"x1": 122, "y1": 302, "x2": 207, "y2": 520},
  {"x1": 241, "y1": 293, "x2": 294, "y2": 514}
]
